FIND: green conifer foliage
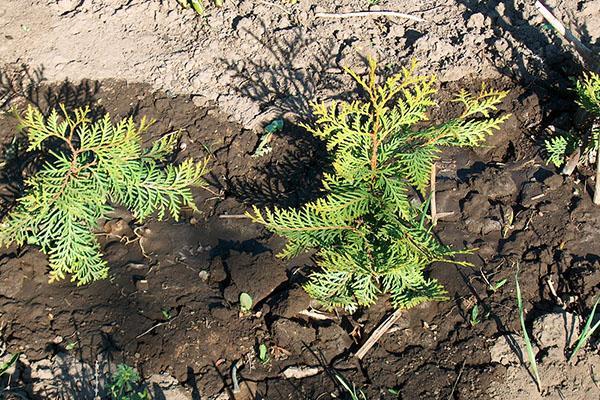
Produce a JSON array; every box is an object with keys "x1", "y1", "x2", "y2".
[
  {"x1": 0, "y1": 105, "x2": 208, "y2": 285},
  {"x1": 248, "y1": 59, "x2": 509, "y2": 311},
  {"x1": 545, "y1": 72, "x2": 600, "y2": 167}
]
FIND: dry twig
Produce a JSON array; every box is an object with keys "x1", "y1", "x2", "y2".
[
  {"x1": 355, "y1": 308, "x2": 403, "y2": 359},
  {"x1": 430, "y1": 162, "x2": 437, "y2": 226},
  {"x1": 534, "y1": 1, "x2": 598, "y2": 71},
  {"x1": 315, "y1": 10, "x2": 425, "y2": 22}
]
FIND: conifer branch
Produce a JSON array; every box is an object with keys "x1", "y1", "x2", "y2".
[{"x1": 0, "y1": 105, "x2": 209, "y2": 285}]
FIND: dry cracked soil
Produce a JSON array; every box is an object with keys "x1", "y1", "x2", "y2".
[{"x1": 0, "y1": 0, "x2": 599, "y2": 399}]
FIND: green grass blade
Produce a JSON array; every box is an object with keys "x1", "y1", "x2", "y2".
[
  {"x1": 515, "y1": 268, "x2": 542, "y2": 391},
  {"x1": 569, "y1": 296, "x2": 600, "y2": 363},
  {"x1": 0, "y1": 353, "x2": 20, "y2": 376}
]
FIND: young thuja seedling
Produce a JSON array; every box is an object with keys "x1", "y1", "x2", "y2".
[
  {"x1": 545, "y1": 72, "x2": 600, "y2": 203},
  {"x1": 0, "y1": 105, "x2": 208, "y2": 284},
  {"x1": 109, "y1": 364, "x2": 149, "y2": 400},
  {"x1": 249, "y1": 59, "x2": 509, "y2": 311}
]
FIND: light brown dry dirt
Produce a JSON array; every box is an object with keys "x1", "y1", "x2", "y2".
[{"x1": 1, "y1": 0, "x2": 599, "y2": 129}]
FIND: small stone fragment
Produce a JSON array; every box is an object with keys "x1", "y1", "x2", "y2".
[
  {"x1": 198, "y1": 270, "x2": 209, "y2": 282},
  {"x1": 281, "y1": 365, "x2": 322, "y2": 379},
  {"x1": 135, "y1": 279, "x2": 149, "y2": 292},
  {"x1": 467, "y1": 13, "x2": 485, "y2": 29}
]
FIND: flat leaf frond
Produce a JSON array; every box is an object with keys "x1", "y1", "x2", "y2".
[
  {"x1": 309, "y1": 180, "x2": 372, "y2": 222},
  {"x1": 436, "y1": 114, "x2": 511, "y2": 148},
  {"x1": 545, "y1": 134, "x2": 579, "y2": 167},
  {"x1": 125, "y1": 158, "x2": 207, "y2": 221},
  {"x1": 143, "y1": 131, "x2": 180, "y2": 161},
  {"x1": 376, "y1": 174, "x2": 413, "y2": 220},
  {"x1": 19, "y1": 106, "x2": 69, "y2": 151},
  {"x1": 575, "y1": 72, "x2": 600, "y2": 116},
  {"x1": 396, "y1": 144, "x2": 439, "y2": 193},
  {"x1": 247, "y1": 205, "x2": 359, "y2": 258},
  {"x1": 453, "y1": 84, "x2": 509, "y2": 118}
]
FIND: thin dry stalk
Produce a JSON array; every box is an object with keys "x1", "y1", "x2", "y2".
[
  {"x1": 430, "y1": 162, "x2": 437, "y2": 226},
  {"x1": 355, "y1": 308, "x2": 403, "y2": 359},
  {"x1": 534, "y1": 1, "x2": 598, "y2": 71},
  {"x1": 594, "y1": 154, "x2": 600, "y2": 205},
  {"x1": 315, "y1": 11, "x2": 425, "y2": 22}
]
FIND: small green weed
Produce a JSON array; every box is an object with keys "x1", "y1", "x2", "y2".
[
  {"x1": 515, "y1": 267, "x2": 542, "y2": 391},
  {"x1": 252, "y1": 119, "x2": 283, "y2": 158},
  {"x1": 258, "y1": 343, "x2": 269, "y2": 364},
  {"x1": 336, "y1": 374, "x2": 368, "y2": 400},
  {"x1": 0, "y1": 353, "x2": 19, "y2": 376},
  {"x1": 489, "y1": 278, "x2": 508, "y2": 293},
  {"x1": 109, "y1": 364, "x2": 149, "y2": 400},
  {"x1": 161, "y1": 308, "x2": 172, "y2": 320},
  {"x1": 65, "y1": 341, "x2": 76, "y2": 351},
  {"x1": 569, "y1": 296, "x2": 600, "y2": 363},
  {"x1": 177, "y1": 0, "x2": 223, "y2": 15},
  {"x1": 239, "y1": 292, "x2": 253, "y2": 313},
  {"x1": 470, "y1": 304, "x2": 481, "y2": 326}
]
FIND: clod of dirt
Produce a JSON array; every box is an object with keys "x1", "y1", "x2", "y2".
[
  {"x1": 234, "y1": 381, "x2": 259, "y2": 400},
  {"x1": 489, "y1": 334, "x2": 526, "y2": 366},
  {"x1": 479, "y1": 172, "x2": 518, "y2": 200},
  {"x1": 487, "y1": 311, "x2": 600, "y2": 400},
  {"x1": 272, "y1": 318, "x2": 316, "y2": 354},
  {"x1": 532, "y1": 311, "x2": 580, "y2": 358},
  {"x1": 147, "y1": 374, "x2": 192, "y2": 399},
  {"x1": 519, "y1": 181, "x2": 546, "y2": 208},
  {"x1": 209, "y1": 258, "x2": 228, "y2": 284},
  {"x1": 270, "y1": 286, "x2": 312, "y2": 318},
  {"x1": 226, "y1": 251, "x2": 287, "y2": 306},
  {"x1": 316, "y1": 323, "x2": 353, "y2": 361},
  {"x1": 543, "y1": 174, "x2": 563, "y2": 191}
]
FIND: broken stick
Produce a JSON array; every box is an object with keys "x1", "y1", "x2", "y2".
[
  {"x1": 315, "y1": 11, "x2": 425, "y2": 23},
  {"x1": 355, "y1": 308, "x2": 403, "y2": 359}
]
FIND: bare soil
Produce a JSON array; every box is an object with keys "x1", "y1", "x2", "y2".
[{"x1": 0, "y1": 0, "x2": 599, "y2": 399}]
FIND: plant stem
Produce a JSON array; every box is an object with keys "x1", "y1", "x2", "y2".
[
  {"x1": 315, "y1": 10, "x2": 425, "y2": 22},
  {"x1": 594, "y1": 144, "x2": 600, "y2": 205},
  {"x1": 430, "y1": 162, "x2": 437, "y2": 225},
  {"x1": 355, "y1": 308, "x2": 403, "y2": 359}
]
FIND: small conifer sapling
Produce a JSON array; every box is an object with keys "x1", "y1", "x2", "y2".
[
  {"x1": 0, "y1": 105, "x2": 208, "y2": 284},
  {"x1": 545, "y1": 72, "x2": 600, "y2": 203},
  {"x1": 249, "y1": 59, "x2": 509, "y2": 311}
]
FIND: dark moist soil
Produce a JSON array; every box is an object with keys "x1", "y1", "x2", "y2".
[{"x1": 0, "y1": 76, "x2": 598, "y2": 399}]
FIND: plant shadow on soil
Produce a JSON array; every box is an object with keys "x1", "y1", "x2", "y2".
[{"x1": 1, "y1": 30, "x2": 600, "y2": 398}]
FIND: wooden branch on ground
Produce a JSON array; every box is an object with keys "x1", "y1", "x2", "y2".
[
  {"x1": 315, "y1": 11, "x2": 425, "y2": 23},
  {"x1": 430, "y1": 163, "x2": 437, "y2": 226},
  {"x1": 355, "y1": 308, "x2": 403, "y2": 359},
  {"x1": 534, "y1": 1, "x2": 599, "y2": 71},
  {"x1": 593, "y1": 121, "x2": 600, "y2": 205}
]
